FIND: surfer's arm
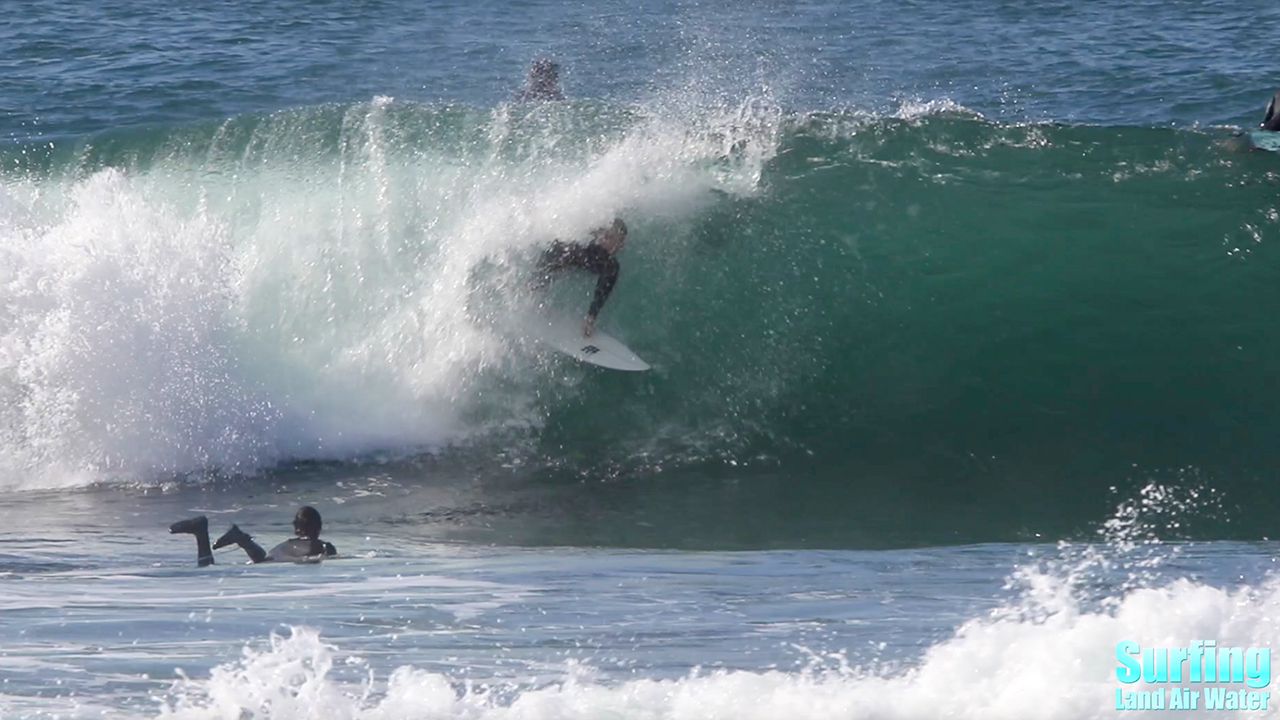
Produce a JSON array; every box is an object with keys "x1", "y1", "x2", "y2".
[
  {"x1": 586, "y1": 256, "x2": 619, "y2": 320},
  {"x1": 580, "y1": 255, "x2": 618, "y2": 337}
]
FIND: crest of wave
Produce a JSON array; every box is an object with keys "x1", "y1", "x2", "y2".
[{"x1": 0, "y1": 94, "x2": 781, "y2": 489}]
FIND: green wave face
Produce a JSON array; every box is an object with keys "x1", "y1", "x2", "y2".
[
  {"x1": 530, "y1": 114, "x2": 1280, "y2": 545},
  {"x1": 2, "y1": 102, "x2": 1277, "y2": 544}
]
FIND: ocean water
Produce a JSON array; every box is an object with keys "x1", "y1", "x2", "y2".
[{"x1": 3, "y1": 0, "x2": 1280, "y2": 717}]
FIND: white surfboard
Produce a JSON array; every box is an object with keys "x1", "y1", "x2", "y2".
[
  {"x1": 533, "y1": 314, "x2": 650, "y2": 371},
  {"x1": 1250, "y1": 130, "x2": 1280, "y2": 152}
]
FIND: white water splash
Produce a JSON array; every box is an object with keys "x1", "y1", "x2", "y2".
[{"x1": 0, "y1": 99, "x2": 777, "y2": 489}]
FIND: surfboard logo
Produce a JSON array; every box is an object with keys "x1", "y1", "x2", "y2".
[{"x1": 580, "y1": 345, "x2": 601, "y2": 355}]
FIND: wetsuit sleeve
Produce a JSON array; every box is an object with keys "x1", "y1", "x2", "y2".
[
  {"x1": 532, "y1": 241, "x2": 572, "y2": 290},
  {"x1": 586, "y1": 256, "x2": 619, "y2": 319},
  {"x1": 324, "y1": 541, "x2": 337, "y2": 556}
]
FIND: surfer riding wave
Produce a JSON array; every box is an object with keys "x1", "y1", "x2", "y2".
[{"x1": 532, "y1": 218, "x2": 627, "y2": 337}]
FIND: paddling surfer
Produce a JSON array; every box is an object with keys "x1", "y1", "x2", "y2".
[
  {"x1": 170, "y1": 506, "x2": 337, "y2": 566},
  {"x1": 532, "y1": 218, "x2": 628, "y2": 337}
]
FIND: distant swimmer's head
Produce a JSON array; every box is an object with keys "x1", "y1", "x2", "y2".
[
  {"x1": 1263, "y1": 90, "x2": 1280, "y2": 131},
  {"x1": 294, "y1": 506, "x2": 323, "y2": 539},
  {"x1": 529, "y1": 59, "x2": 560, "y2": 85},
  {"x1": 594, "y1": 217, "x2": 628, "y2": 254},
  {"x1": 520, "y1": 58, "x2": 564, "y2": 101}
]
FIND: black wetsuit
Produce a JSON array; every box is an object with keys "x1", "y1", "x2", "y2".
[
  {"x1": 264, "y1": 537, "x2": 337, "y2": 562},
  {"x1": 170, "y1": 515, "x2": 337, "y2": 567},
  {"x1": 535, "y1": 241, "x2": 619, "y2": 319},
  {"x1": 233, "y1": 536, "x2": 336, "y2": 563}
]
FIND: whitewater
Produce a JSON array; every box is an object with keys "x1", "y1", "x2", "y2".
[{"x1": 4, "y1": 0, "x2": 1280, "y2": 717}]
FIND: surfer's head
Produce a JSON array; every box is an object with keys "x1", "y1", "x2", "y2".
[
  {"x1": 527, "y1": 59, "x2": 560, "y2": 92},
  {"x1": 293, "y1": 506, "x2": 323, "y2": 539},
  {"x1": 1263, "y1": 90, "x2": 1280, "y2": 131},
  {"x1": 593, "y1": 217, "x2": 627, "y2": 254},
  {"x1": 594, "y1": 217, "x2": 627, "y2": 254}
]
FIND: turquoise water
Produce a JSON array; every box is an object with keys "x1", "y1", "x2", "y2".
[
  {"x1": 2, "y1": 486, "x2": 1278, "y2": 719},
  {"x1": 3, "y1": 0, "x2": 1280, "y2": 717}
]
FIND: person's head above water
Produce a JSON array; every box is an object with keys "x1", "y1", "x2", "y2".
[
  {"x1": 592, "y1": 217, "x2": 627, "y2": 255},
  {"x1": 529, "y1": 59, "x2": 559, "y2": 87},
  {"x1": 1262, "y1": 90, "x2": 1280, "y2": 132},
  {"x1": 293, "y1": 506, "x2": 323, "y2": 539},
  {"x1": 520, "y1": 59, "x2": 563, "y2": 99}
]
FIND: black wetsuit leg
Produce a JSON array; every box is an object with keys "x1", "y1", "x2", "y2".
[
  {"x1": 170, "y1": 516, "x2": 215, "y2": 567},
  {"x1": 214, "y1": 525, "x2": 268, "y2": 563},
  {"x1": 239, "y1": 538, "x2": 268, "y2": 564}
]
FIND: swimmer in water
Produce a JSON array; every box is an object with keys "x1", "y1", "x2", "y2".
[
  {"x1": 515, "y1": 58, "x2": 565, "y2": 102},
  {"x1": 169, "y1": 506, "x2": 337, "y2": 567}
]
